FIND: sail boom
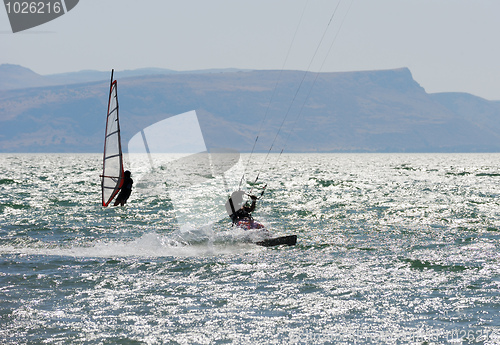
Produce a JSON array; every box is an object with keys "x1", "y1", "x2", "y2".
[{"x1": 101, "y1": 175, "x2": 121, "y2": 179}]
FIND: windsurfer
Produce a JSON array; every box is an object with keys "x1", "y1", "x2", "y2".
[{"x1": 114, "y1": 170, "x2": 133, "y2": 206}]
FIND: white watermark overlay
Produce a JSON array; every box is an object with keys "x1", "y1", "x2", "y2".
[
  {"x1": 289, "y1": 327, "x2": 496, "y2": 344},
  {"x1": 127, "y1": 110, "x2": 242, "y2": 229}
]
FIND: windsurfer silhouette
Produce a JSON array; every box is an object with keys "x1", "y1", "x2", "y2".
[{"x1": 114, "y1": 170, "x2": 133, "y2": 206}]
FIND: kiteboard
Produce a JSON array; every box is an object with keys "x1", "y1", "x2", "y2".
[{"x1": 255, "y1": 235, "x2": 297, "y2": 247}]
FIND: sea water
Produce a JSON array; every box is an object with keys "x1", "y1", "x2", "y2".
[{"x1": 0, "y1": 153, "x2": 499, "y2": 344}]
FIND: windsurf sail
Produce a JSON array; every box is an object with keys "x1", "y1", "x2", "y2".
[{"x1": 101, "y1": 69, "x2": 124, "y2": 206}]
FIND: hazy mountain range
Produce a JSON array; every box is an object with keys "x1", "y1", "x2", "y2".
[{"x1": 1, "y1": 64, "x2": 500, "y2": 153}]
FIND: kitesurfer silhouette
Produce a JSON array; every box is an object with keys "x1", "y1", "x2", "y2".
[
  {"x1": 231, "y1": 195, "x2": 257, "y2": 222},
  {"x1": 231, "y1": 195, "x2": 265, "y2": 230}
]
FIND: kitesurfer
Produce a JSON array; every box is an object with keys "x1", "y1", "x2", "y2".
[
  {"x1": 231, "y1": 195, "x2": 264, "y2": 230},
  {"x1": 114, "y1": 170, "x2": 133, "y2": 206},
  {"x1": 232, "y1": 195, "x2": 257, "y2": 222}
]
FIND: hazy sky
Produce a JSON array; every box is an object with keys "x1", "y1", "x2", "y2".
[{"x1": 2, "y1": 0, "x2": 500, "y2": 100}]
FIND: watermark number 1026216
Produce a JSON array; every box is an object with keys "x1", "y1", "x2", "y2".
[{"x1": 3, "y1": 0, "x2": 79, "y2": 33}]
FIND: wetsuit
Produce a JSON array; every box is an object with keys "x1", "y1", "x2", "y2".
[
  {"x1": 115, "y1": 175, "x2": 133, "y2": 205},
  {"x1": 231, "y1": 207, "x2": 253, "y2": 224},
  {"x1": 230, "y1": 197, "x2": 265, "y2": 230}
]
